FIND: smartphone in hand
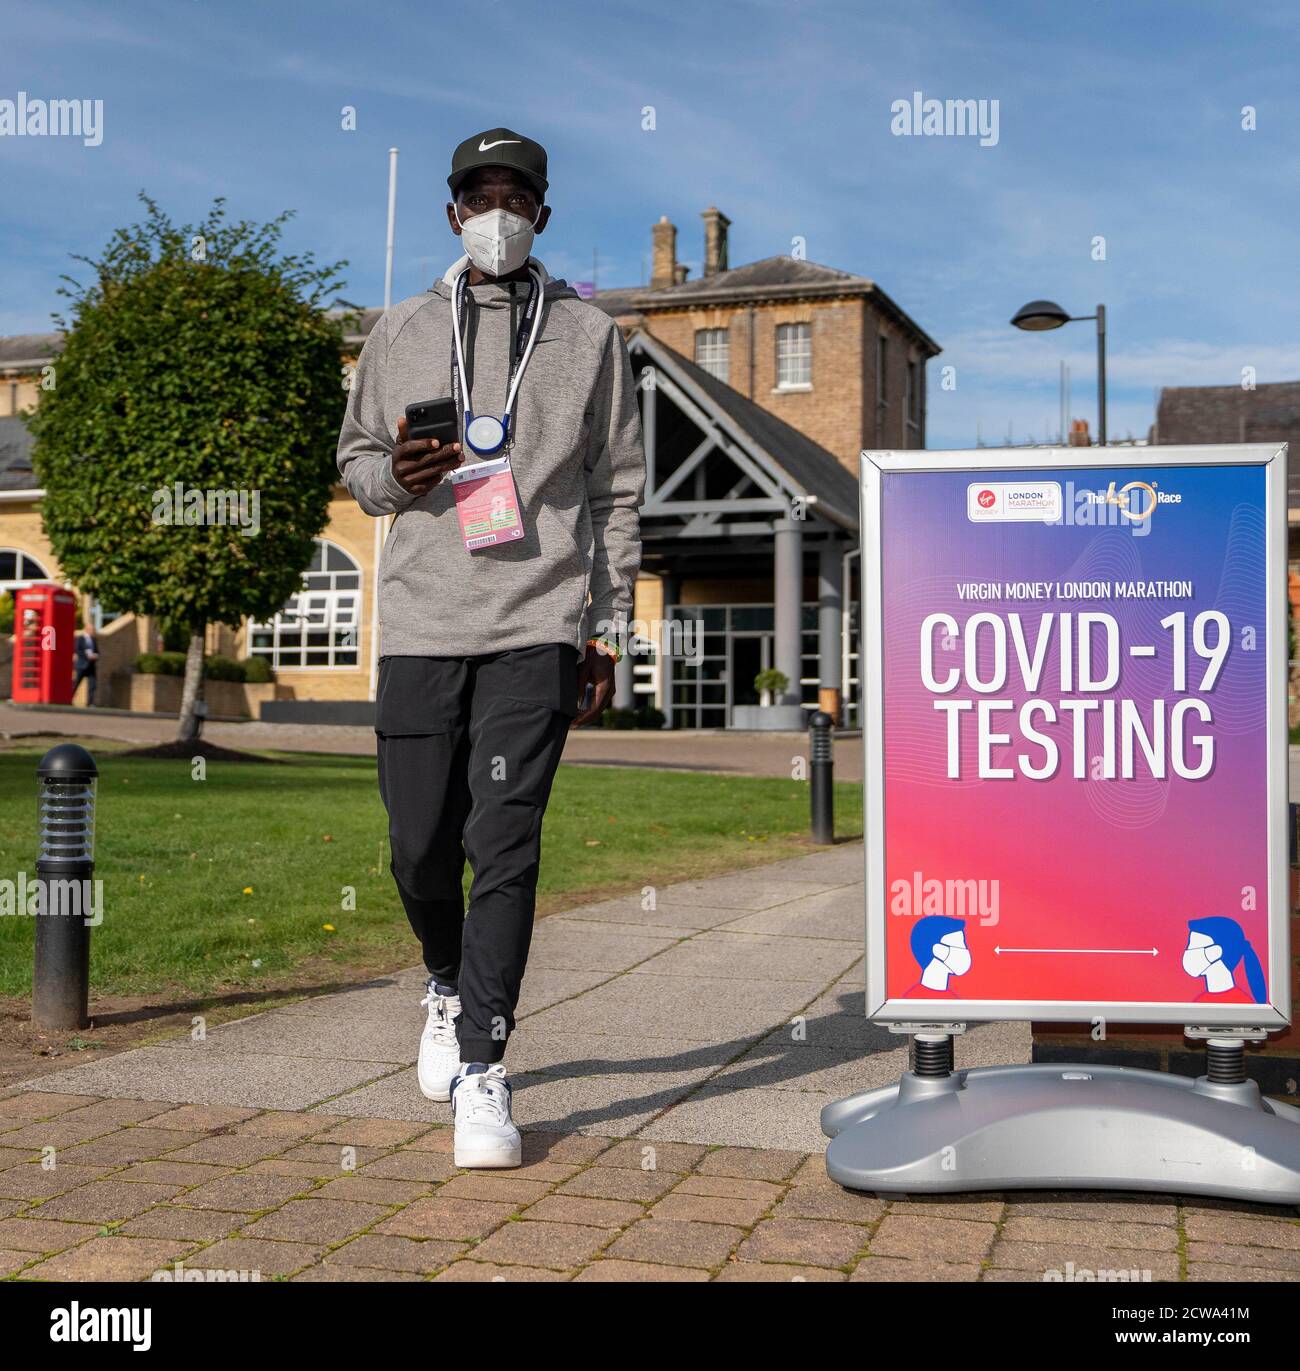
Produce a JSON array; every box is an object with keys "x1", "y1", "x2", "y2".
[{"x1": 404, "y1": 397, "x2": 459, "y2": 445}]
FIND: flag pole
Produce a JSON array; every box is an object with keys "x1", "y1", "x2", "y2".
[
  {"x1": 383, "y1": 147, "x2": 398, "y2": 312},
  {"x1": 369, "y1": 147, "x2": 399, "y2": 702}
]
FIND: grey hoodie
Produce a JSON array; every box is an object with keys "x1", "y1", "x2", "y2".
[{"x1": 337, "y1": 255, "x2": 645, "y2": 658}]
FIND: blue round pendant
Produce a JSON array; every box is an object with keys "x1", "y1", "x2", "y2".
[{"x1": 466, "y1": 414, "x2": 506, "y2": 454}]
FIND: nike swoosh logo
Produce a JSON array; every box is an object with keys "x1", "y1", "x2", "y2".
[{"x1": 479, "y1": 137, "x2": 522, "y2": 151}]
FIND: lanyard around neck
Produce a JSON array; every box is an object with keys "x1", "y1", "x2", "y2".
[{"x1": 450, "y1": 265, "x2": 544, "y2": 436}]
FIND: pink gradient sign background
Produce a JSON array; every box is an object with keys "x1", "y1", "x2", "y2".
[{"x1": 880, "y1": 463, "x2": 1270, "y2": 1009}]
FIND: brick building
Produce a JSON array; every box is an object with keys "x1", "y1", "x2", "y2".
[
  {"x1": 1154, "y1": 380, "x2": 1300, "y2": 557},
  {"x1": 596, "y1": 208, "x2": 939, "y2": 468}
]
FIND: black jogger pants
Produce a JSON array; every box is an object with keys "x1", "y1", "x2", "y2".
[{"x1": 374, "y1": 643, "x2": 577, "y2": 1064}]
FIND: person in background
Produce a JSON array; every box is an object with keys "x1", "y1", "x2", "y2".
[{"x1": 73, "y1": 620, "x2": 99, "y2": 706}]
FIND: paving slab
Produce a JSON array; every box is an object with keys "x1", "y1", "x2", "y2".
[
  {"x1": 0, "y1": 1093, "x2": 103, "y2": 1121},
  {"x1": 20, "y1": 1236, "x2": 191, "y2": 1282},
  {"x1": 276, "y1": 980, "x2": 419, "y2": 1019},
  {"x1": 713, "y1": 1038, "x2": 911, "y2": 1096},
  {"x1": 630, "y1": 930, "x2": 861, "y2": 984},
  {"x1": 957, "y1": 1022, "x2": 1036, "y2": 1068},
  {"x1": 638, "y1": 1083, "x2": 840, "y2": 1153},
  {"x1": 306, "y1": 1071, "x2": 450, "y2": 1125},
  {"x1": 743, "y1": 846, "x2": 865, "y2": 884},
  {"x1": 634, "y1": 877, "x2": 842, "y2": 911},
  {"x1": 781, "y1": 996, "x2": 899, "y2": 1051},
  {"x1": 501, "y1": 1030, "x2": 733, "y2": 1080},
  {"x1": 507, "y1": 1069, "x2": 717, "y2": 1137},
  {"x1": 513, "y1": 969, "x2": 616, "y2": 1016},
  {"x1": 20, "y1": 1047, "x2": 401, "y2": 1111},
  {"x1": 715, "y1": 886, "x2": 866, "y2": 940},
  {"x1": 171, "y1": 1013, "x2": 419, "y2": 1065},
  {"x1": 0, "y1": 1163, "x2": 119, "y2": 1202},
  {"x1": 525, "y1": 920, "x2": 681, "y2": 973},
  {"x1": 524, "y1": 973, "x2": 824, "y2": 1043},
  {"x1": 556, "y1": 895, "x2": 769, "y2": 931}
]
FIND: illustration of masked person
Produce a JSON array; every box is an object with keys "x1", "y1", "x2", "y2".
[
  {"x1": 1182, "y1": 916, "x2": 1266, "y2": 1004},
  {"x1": 904, "y1": 915, "x2": 972, "y2": 997}
]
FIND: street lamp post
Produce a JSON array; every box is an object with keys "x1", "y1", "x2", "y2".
[{"x1": 1011, "y1": 300, "x2": 1107, "y2": 446}]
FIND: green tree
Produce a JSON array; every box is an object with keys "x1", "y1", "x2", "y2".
[{"x1": 28, "y1": 196, "x2": 351, "y2": 739}]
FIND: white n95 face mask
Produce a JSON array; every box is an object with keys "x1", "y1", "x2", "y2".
[
  {"x1": 935, "y1": 941, "x2": 972, "y2": 976},
  {"x1": 1182, "y1": 943, "x2": 1221, "y2": 977},
  {"x1": 455, "y1": 206, "x2": 538, "y2": 278}
]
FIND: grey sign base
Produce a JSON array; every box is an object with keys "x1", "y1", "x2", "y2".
[{"x1": 822, "y1": 1063, "x2": 1300, "y2": 1205}]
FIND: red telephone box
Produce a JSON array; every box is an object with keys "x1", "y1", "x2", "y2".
[{"x1": 11, "y1": 585, "x2": 77, "y2": 705}]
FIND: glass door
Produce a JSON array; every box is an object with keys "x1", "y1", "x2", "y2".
[{"x1": 728, "y1": 633, "x2": 772, "y2": 719}]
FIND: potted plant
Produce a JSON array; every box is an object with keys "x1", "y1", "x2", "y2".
[
  {"x1": 753, "y1": 668, "x2": 788, "y2": 707},
  {"x1": 732, "y1": 668, "x2": 806, "y2": 731}
]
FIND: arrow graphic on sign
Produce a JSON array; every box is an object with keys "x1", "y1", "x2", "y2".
[{"x1": 994, "y1": 946, "x2": 1159, "y2": 956}]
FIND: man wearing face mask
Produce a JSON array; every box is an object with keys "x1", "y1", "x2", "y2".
[
  {"x1": 903, "y1": 916, "x2": 972, "y2": 998},
  {"x1": 337, "y1": 128, "x2": 644, "y2": 1168}
]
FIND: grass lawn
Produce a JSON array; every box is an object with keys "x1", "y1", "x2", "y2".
[{"x1": 0, "y1": 741, "x2": 861, "y2": 1001}]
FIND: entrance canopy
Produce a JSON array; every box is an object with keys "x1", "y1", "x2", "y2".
[
  {"x1": 625, "y1": 332, "x2": 861, "y2": 728},
  {"x1": 627, "y1": 330, "x2": 858, "y2": 577}
]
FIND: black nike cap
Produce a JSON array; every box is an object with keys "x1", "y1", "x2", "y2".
[{"x1": 448, "y1": 128, "x2": 548, "y2": 199}]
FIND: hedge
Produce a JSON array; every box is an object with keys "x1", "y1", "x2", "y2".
[{"x1": 135, "y1": 652, "x2": 274, "y2": 683}]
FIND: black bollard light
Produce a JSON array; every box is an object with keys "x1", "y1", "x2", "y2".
[
  {"x1": 33, "y1": 743, "x2": 98, "y2": 1030},
  {"x1": 809, "y1": 710, "x2": 834, "y2": 845}
]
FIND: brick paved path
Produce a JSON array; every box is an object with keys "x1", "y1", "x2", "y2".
[
  {"x1": 2, "y1": 1090, "x2": 1298, "y2": 1282},
  {"x1": 5, "y1": 844, "x2": 1298, "y2": 1282}
]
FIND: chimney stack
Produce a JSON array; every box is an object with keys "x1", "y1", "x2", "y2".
[
  {"x1": 651, "y1": 216, "x2": 678, "y2": 290},
  {"x1": 702, "y1": 206, "x2": 731, "y2": 277}
]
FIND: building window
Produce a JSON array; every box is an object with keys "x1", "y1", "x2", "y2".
[
  {"x1": 905, "y1": 358, "x2": 923, "y2": 439},
  {"x1": 876, "y1": 335, "x2": 889, "y2": 407},
  {"x1": 694, "y1": 328, "x2": 730, "y2": 384},
  {"x1": 662, "y1": 600, "x2": 860, "y2": 729},
  {"x1": 91, "y1": 599, "x2": 123, "y2": 631},
  {"x1": 775, "y1": 323, "x2": 812, "y2": 389},
  {"x1": 248, "y1": 538, "x2": 360, "y2": 670},
  {"x1": 0, "y1": 548, "x2": 50, "y2": 596}
]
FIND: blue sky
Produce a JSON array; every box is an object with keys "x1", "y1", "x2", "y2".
[{"x1": 2, "y1": 0, "x2": 1296, "y2": 449}]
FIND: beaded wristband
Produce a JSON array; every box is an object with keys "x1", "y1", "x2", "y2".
[{"x1": 586, "y1": 636, "x2": 623, "y2": 664}]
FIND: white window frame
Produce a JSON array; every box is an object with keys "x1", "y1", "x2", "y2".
[
  {"x1": 248, "y1": 538, "x2": 362, "y2": 671},
  {"x1": 693, "y1": 327, "x2": 730, "y2": 384},
  {"x1": 775, "y1": 322, "x2": 812, "y2": 391},
  {"x1": 0, "y1": 548, "x2": 51, "y2": 598}
]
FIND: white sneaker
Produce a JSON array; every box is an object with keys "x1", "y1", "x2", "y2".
[
  {"x1": 451, "y1": 1064, "x2": 522, "y2": 1169},
  {"x1": 417, "y1": 982, "x2": 462, "y2": 1102}
]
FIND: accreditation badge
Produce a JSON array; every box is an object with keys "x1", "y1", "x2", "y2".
[{"x1": 448, "y1": 455, "x2": 525, "y2": 551}]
